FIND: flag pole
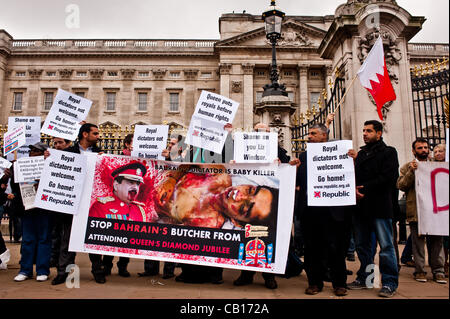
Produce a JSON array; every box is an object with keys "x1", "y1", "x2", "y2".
[{"x1": 332, "y1": 74, "x2": 358, "y2": 114}]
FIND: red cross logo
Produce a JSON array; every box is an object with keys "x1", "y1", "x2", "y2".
[
  {"x1": 41, "y1": 194, "x2": 49, "y2": 201},
  {"x1": 314, "y1": 191, "x2": 321, "y2": 198},
  {"x1": 193, "y1": 130, "x2": 200, "y2": 137},
  {"x1": 48, "y1": 125, "x2": 54, "y2": 130}
]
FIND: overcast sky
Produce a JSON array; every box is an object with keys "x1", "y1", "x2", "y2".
[{"x1": 0, "y1": 0, "x2": 448, "y2": 43}]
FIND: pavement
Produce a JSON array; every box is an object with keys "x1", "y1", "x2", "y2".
[{"x1": 0, "y1": 235, "x2": 448, "y2": 300}]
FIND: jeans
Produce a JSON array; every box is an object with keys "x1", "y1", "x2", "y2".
[
  {"x1": 19, "y1": 213, "x2": 52, "y2": 276},
  {"x1": 400, "y1": 235, "x2": 413, "y2": 264},
  {"x1": 353, "y1": 216, "x2": 399, "y2": 290}
]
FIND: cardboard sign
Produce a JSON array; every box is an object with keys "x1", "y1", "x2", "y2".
[
  {"x1": 307, "y1": 140, "x2": 356, "y2": 206},
  {"x1": 40, "y1": 89, "x2": 92, "y2": 141},
  {"x1": 7, "y1": 117, "x2": 41, "y2": 161},
  {"x1": 185, "y1": 91, "x2": 239, "y2": 154},
  {"x1": 131, "y1": 125, "x2": 169, "y2": 160},
  {"x1": 14, "y1": 156, "x2": 45, "y2": 183},
  {"x1": 234, "y1": 132, "x2": 278, "y2": 163},
  {"x1": 416, "y1": 162, "x2": 449, "y2": 236},
  {"x1": 34, "y1": 150, "x2": 87, "y2": 215},
  {"x1": 3, "y1": 124, "x2": 26, "y2": 156}
]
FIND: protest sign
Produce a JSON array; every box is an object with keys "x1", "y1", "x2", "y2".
[
  {"x1": 0, "y1": 157, "x2": 12, "y2": 179},
  {"x1": 416, "y1": 162, "x2": 449, "y2": 236},
  {"x1": 185, "y1": 91, "x2": 239, "y2": 154},
  {"x1": 7, "y1": 117, "x2": 41, "y2": 161},
  {"x1": 40, "y1": 89, "x2": 92, "y2": 141},
  {"x1": 131, "y1": 125, "x2": 169, "y2": 160},
  {"x1": 307, "y1": 140, "x2": 356, "y2": 206},
  {"x1": 234, "y1": 132, "x2": 278, "y2": 163},
  {"x1": 3, "y1": 124, "x2": 26, "y2": 156},
  {"x1": 14, "y1": 156, "x2": 45, "y2": 183},
  {"x1": 19, "y1": 182, "x2": 38, "y2": 210},
  {"x1": 70, "y1": 155, "x2": 296, "y2": 274},
  {"x1": 34, "y1": 150, "x2": 87, "y2": 215}
]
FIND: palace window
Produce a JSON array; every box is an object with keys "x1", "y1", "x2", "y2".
[
  {"x1": 13, "y1": 92, "x2": 23, "y2": 111},
  {"x1": 138, "y1": 92, "x2": 148, "y2": 111},
  {"x1": 44, "y1": 92, "x2": 54, "y2": 111},
  {"x1": 310, "y1": 92, "x2": 321, "y2": 109},
  {"x1": 16, "y1": 71, "x2": 26, "y2": 77},
  {"x1": 138, "y1": 71, "x2": 149, "y2": 77},
  {"x1": 46, "y1": 71, "x2": 56, "y2": 77},
  {"x1": 170, "y1": 72, "x2": 181, "y2": 78},
  {"x1": 169, "y1": 93, "x2": 180, "y2": 112},
  {"x1": 107, "y1": 71, "x2": 118, "y2": 77},
  {"x1": 76, "y1": 71, "x2": 87, "y2": 77},
  {"x1": 106, "y1": 92, "x2": 116, "y2": 111}
]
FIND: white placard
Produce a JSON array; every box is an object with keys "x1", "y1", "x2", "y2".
[
  {"x1": 3, "y1": 124, "x2": 26, "y2": 156},
  {"x1": 307, "y1": 140, "x2": 356, "y2": 206},
  {"x1": 19, "y1": 182, "x2": 38, "y2": 211},
  {"x1": 40, "y1": 89, "x2": 92, "y2": 141},
  {"x1": 0, "y1": 157, "x2": 12, "y2": 169},
  {"x1": 14, "y1": 156, "x2": 45, "y2": 183},
  {"x1": 185, "y1": 91, "x2": 239, "y2": 154},
  {"x1": 416, "y1": 162, "x2": 449, "y2": 236},
  {"x1": 7, "y1": 117, "x2": 41, "y2": 161},
  {"x1": 34, "y1": 150, "x2": 87, "y2": 215},
  {"x1": 131, "y1": 125, "x2": 169, "y2": 160},
  {"x1": 233, "y1": 132, "x2": 278, "y2": 163}
]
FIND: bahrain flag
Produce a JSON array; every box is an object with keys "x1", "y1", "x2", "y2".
[{"x1": 357, "y1": 37, "x2": 396, "y2": 121}]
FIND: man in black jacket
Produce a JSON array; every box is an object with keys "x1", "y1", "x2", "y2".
[
  {"x1": 63, "y1": 123, "x2": 106, "y2": 284},
  {"x1": 296, "y1": 123, "x2": 352, "y2": 296},
  {"x1": 347, "y1": 120, "x2": 399, "y2": 298}
]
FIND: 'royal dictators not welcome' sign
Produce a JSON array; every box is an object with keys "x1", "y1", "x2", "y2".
[
  {"x1": 307, "y1": 140, "x2": 356, "y2": 206},
  {"x1": 41, "y1": 89, "x2": 92, "y2": 141},
  {"x1": 34, "y1": 150, "x2": 87, "y2": 215}
]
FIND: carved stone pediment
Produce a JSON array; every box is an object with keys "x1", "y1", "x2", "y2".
[
  {"x1": 89, "y1": 69, "x2": 104, "y2": 79},
  {"x1": 29, "y1": 69, "x2": 43, "y2": 79},
  {"x1": 277, "y1": 27, "x2": 312, "y2": 47},
  {"x1": 153, "y1": 69, "x2": 167, "y2": 80},
  {"x1": 59, "y1": 69, "x2": 73, "y2": 79},
  {"x1": 121, "y1": 69, "x2": 135, "y2": 80}
]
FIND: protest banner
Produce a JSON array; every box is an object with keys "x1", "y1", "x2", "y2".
[
  {"x1": 19, "y1": 182, "x2": 38, "y2": 210},
  {"x1": 69, "y1": 154, "x2": 296, "y2": 274},
  {"x1": 307, "y1": 140, "x2": 356, "y2": 206},
  {"x1": 3, "y1": 124, "x2": 26, "y2": 157},
  {"x1": 34, "y1": 150, "x2": 87, "y2": 215},
  {"x1": 233, "y1": 132, "x2": 278, "y2": 164},
  {"x1": 14, "y1": 156, "x2": 45, "y2": 183},
  {"x1": 40, "y1": 89, "x2": 92, "y2": 141},
  {"x1": 131, "y1": 125, "x2": 169, "y2": 160},
  {"x1": 416, "y1": 162, "x2": 449, "y2": 236},
  {"x1": 185, "y1": 91, "x2": 239, "y2": 154},
  {"x1": 6, "y1": 117, "x2": 41, "y2": 161}
]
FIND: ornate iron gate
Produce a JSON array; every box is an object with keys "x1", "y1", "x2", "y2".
[
  {"x1": 291, "y1": 77, "x2": 346, "y2": 157},
  {"x1": 411, "y1": 61, "x2": 449, "y2": 149}
]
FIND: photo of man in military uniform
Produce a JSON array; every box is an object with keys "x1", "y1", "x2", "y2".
[{"x1": 89, "y1": 162, "x2": 148, "y2": 222}]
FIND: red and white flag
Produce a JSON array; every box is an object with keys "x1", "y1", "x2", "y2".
[{"x1": 357, "y1": 37, "x2": 396, "y2": 121}]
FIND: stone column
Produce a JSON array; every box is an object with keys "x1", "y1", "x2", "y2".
[
  {"x1": 298, "y1": 64, "x2": 309, "y2": 114},
  {"x1": 242, "y1": 63, "x2": 254, "y2": 131},
  {"x1": 0, "y1": 30, "x2": 12, "y2": 124},
  {"x1": 219, "y1": 63, "x2": 232, "y2": 98}
]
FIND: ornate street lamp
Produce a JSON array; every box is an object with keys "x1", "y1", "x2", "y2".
[{"x1": 262, "y1": 0, "x2": 287, "y2": 97}]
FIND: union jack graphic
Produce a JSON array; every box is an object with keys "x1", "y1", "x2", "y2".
[{"x1": 244, "y1": 238, "x2": 267, "y2": 268}]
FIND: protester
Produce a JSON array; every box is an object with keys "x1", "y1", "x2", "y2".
[
  {"x1": 397, "y1": 138, "x2": 446, "y2": 284},
  {"x1": 44, "y1": 138, "x2": 76, "y2": 285},
  {"x1": 0, "y1": 168, "x2": 11, "y2": 270},
  {"x1": 296, "y1": 123, "x2": 352, "y2": 296},
  {"x1": 13, "y1": 142, "x2": 53, "y2": 282},
  {"x1": 233, "y1": 123, "x2": 302, "y2": 290},
  {"x1": 64, "y1": 123, "x2": 106, "y2": 283},
  {"x1": 347, "y1": 120, "x2": 399, "y2": 298},
  {"x1": 433, "y1": 144, "x2": 448, "y2": 277}
]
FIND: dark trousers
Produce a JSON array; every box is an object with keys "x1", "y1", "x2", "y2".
[
  {"x1": 56, "y1": 214, "x2": 76, "y2": 276},
  {"x1": 302, "y1": 212, "x2": 348, "y2": 289},
  {"x1": 103, "y1": 255, "x2": 130, "y2": 270},
  {"x1": 144, "y1": 259, "x2": 175, "y2": 275},
  {"x1": 239, "y1": 270, "x2": 274, "y2": 281}
]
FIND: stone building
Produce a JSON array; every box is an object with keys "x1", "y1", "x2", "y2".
[{"x1": 0, "y1": 0, "x2": 448, "y2": 163}]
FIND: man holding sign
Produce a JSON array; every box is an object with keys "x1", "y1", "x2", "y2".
[{"x1": 296, "y1": 123, "x2": 352, "y2": 297}]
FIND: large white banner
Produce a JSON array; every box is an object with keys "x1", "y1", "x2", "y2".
[
  {"x1": 34, "y1": 150, "x2": 87, "y2": 215},
  {"x1": 14, "y1": 156, "x2": 45, "y2": 183},
  {"x1": 185, "y1": 91, "x2": 239, "y2": 154},
  {"x1": 233, "y1": 132, "x2": 278, "y2": 164},
  {"x1": 69, "y1": 154, "x2": 296, "y2": 274},
  {"x1": 7, "y1": 117, "x2": 41, "y2": 161},
  {"x1": 307, "y1": 140, "x2": 356, "y2": 206},
  {"x1": 40, "y1": 89, "x2": 92, "y2": 141},
  {"x1": 416, "y1": 162, "x2": 449, "y2": 236},
  {"x1": 131, "y1": 125, "x2": 169, "y2": 160}
]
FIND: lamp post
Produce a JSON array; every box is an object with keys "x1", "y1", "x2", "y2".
[{"x1": 262, "y1": 0, "x2": 287, "y2": 97}]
